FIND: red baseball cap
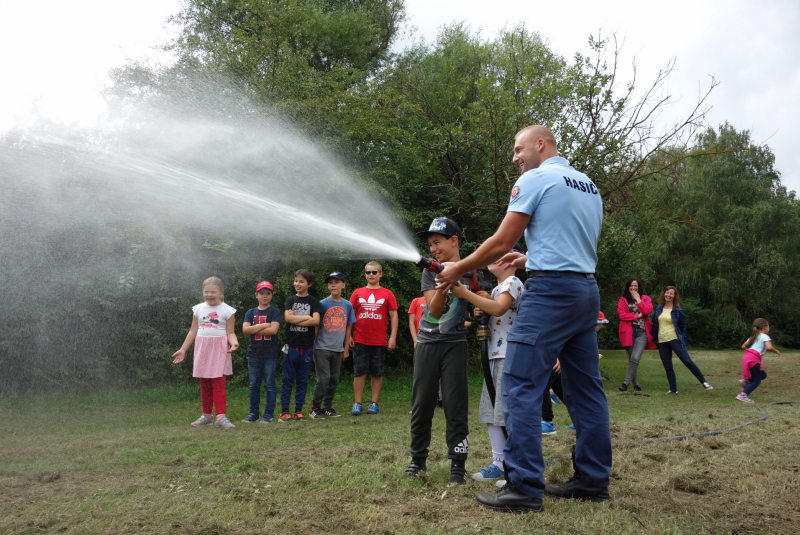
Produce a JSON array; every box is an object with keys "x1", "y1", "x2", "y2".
[
  {"x1": 598, "y1": 311, "x2": 609, "y2": 324},
  {"x1": 255, "y1": 281, "x2": 273, "y2": 292}
]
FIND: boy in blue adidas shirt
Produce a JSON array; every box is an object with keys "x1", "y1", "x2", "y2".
[
  {"x1": 241, "y1": 281, "x2": 282, "y2": 423},
  {"x1": 310, "y1": 272, "x2": 356, "y2": 419}
]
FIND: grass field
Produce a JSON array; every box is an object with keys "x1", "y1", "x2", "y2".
[{"x1": 2, "y1": 350, "x2": 799, "y2": 534}]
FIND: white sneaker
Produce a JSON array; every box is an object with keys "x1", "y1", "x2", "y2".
[
  {"x1": 214, "y1": 416, "x2": 236, "y2": 429},
  {"x1": 191, "y1": 415, "x2": 213, "y2": 427},
  {"x1": 703, "y1": 382, "x2": 713, "y2": 390}
]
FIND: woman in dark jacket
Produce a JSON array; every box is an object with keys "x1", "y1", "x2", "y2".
[{"x1": 651, "y1": 286, "x2": 713, "y2": 394}]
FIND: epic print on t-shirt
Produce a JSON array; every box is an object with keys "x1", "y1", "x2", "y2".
[{"x1": 284, "y1": 295, "x2": 323, "y2": 348}]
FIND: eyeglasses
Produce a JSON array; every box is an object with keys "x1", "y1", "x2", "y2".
[{"x1": 365, "y1": 271, "x2": 379, "y2": 275}]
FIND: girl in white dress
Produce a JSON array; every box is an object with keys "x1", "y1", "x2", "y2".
[{"x1": 172, "y1": 277, "x2": 239, "y2": 428}]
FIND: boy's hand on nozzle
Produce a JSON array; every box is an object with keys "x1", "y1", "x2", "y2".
[
  {"x1": 435, "y1": 261, "x2": 463, "y2": 292},
  {"x1": 450, "y1": 281, "x2": 470, "y2": 299},
  {"x1": 172, "y1": 349, "x2": 185, "y2": 364},
  {"x1": 476, "y1": 291, "x2": 491, "y2": 299},
  {"x1": 474, "y1": 307, "x2": 484, "y2": 318}
]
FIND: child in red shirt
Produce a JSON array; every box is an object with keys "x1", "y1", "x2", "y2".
[{"x1": 349, "y1": 261, "x2": 399, "y2": 415}]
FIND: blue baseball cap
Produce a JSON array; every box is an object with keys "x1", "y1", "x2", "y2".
[
  {"x1": 416, "y1": 217, "x2": 463, "y2": 241},
  {"x1": 325, "y1": 272, "x2": 346, "y2": 283}
]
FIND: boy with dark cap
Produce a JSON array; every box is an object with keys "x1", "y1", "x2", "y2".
[
  {"x1": 310, "y1": 272, "x2": 356, "y2": 419},
  {"x1": 405, "y1": 217, "x2": 472, "y2": 486}
]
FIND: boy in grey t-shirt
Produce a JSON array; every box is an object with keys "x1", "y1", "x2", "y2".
[
  {"x1": 310, "y1": 272, "x2": 356, "y2": 419},
  {"x1": 406, "y1": 217, "x2": 472, "y2": 487}
]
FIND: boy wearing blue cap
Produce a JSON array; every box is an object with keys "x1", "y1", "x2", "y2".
[{"x1": 406, "y1": 217, "x2": 472, "y2": 487}]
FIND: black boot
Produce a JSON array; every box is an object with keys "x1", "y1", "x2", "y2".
[
  {"x1": 544, "y1": 449, "x2": 609, "y2": 502},
  {"x1": 618, "y1": 383, "x2": 628, "y2": 392},
  {"x1": 404, "y1": 458, "x2": 427, "y2": 477},
  {"x1": 475, "y1": 481, "x2": 543, "y2": 513},
  {"x1": 448, "y1": 459, "x2": 467, "y2": 486}
]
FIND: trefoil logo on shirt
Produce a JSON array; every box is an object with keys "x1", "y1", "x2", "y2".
[
  {"x1": 358, "y1": 294, "x2": 385, "y2": 320},
  {"x1": 359, "y1": 293, "x2": 385, "y2": 310}
]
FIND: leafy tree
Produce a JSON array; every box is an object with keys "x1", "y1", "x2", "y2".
[{"x1": 627, "y1": 124, "x2": 800, "y2": 346}]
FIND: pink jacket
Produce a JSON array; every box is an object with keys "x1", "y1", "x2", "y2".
[
  {"x1": 741, "y1": 348, "x2": 763, "y2": 379},
  {"x1": 617, "y1": 296, "x2": 656, "y2": 349}
]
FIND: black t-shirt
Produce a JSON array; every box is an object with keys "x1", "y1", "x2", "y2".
[
  {"x1": 284, "y1": 295, "x2": 323, "y2": 348},
  {"x1": 243, "y1": 306, "x2": 282, "y2": 359},
  {"x1": 417, "y1": 270, "x2": 470, "y2": 343}
]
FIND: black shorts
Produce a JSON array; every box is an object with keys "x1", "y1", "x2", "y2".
[{"x1": 352, "y1": 343, "x2": 387, "y2": 378}]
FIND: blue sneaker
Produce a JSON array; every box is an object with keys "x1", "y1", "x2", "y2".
[
  {"x1": 366, "y1": 402, "x2": 379, "y2": 414},
  {"x1": 541, "y1": 421, "x2": 556, "y2": 435},
  {"x1": 472, "y1": 463, "x2": 504, "y2": 481},
  {"x1": 566, "y1": 423, "x2": 575, "y2": 431},
  {"x1": 241, "y1": 413, "x2": 259, "y2": 423},
  {"x1": 550, "y1": 389, "x2": 561, "y2": 404},
  {"x1": 351, "y1": 402, "x2": 363, "y2": 416}
]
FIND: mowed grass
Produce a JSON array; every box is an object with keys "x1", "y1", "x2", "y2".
[{"x1": 2, "y1": 350, "x2": 799, "y2": 534}]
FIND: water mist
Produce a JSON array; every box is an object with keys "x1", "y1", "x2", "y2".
[{"x1": 0, "y1": 76, "x2": 421, "y2": 393}]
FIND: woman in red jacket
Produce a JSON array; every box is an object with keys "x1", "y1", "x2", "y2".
[{"x1": 616, "y1": 278, "x2": 656, "y2": 391}]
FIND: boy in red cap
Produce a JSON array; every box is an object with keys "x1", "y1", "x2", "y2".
[{"x1": 241, "y1": 281, "x2": 282, "y2": 423}]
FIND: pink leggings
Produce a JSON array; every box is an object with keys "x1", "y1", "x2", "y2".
[{"x1": 199, "y1": 376, "x2": 227, "y2": 415}]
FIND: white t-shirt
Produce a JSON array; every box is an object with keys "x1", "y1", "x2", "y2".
[
  {"x1": 489, "y1": 276, "x2": 524, "y2": 359},
  {"x1": 192, "y1": 302, "x2": 236, "y2": 338},
  {"x1": 747, "y1": 332, "x2": 771, "y2": 356}
]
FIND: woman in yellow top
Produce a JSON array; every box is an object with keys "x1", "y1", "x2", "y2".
[{"x1": 650, "y1": 286, "x2": 713, "y2": 394}]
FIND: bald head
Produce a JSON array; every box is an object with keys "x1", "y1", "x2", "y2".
[
  {"x1": 515, "y1": 125, "x2": 557, "y2": 150},
  {"x1": 512, "y1": 125, "x2": 559, "y2": 174}
]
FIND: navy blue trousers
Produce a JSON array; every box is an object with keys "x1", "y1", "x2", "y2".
[
  {"x1": 502, "y1": 275, "x2": 611, "y2": 499},
  {"x1": 281, "y1": 347, "x2": 313, "y2": 413},
  {"x1": 248, "y1": 357, "x2": 278, "y2": 416},
  {"x1": 744, "y1": 363, "x2": 767, "y2": 396},
  {"x1": 657, "y1": 339, "x2": 706, "y2": 392}
]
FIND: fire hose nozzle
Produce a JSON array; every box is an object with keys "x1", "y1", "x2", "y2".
[{"x1": 416, "y1": 256, "x2": 442, "y2": 273}]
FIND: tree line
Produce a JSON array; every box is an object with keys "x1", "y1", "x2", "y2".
[{"x1": 2, "y1": 0, "x2": 798, "y2": 394}]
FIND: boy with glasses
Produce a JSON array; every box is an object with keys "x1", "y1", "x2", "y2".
[{"x1": 348, "y1": 261, "x2": 398, "y2": 415}]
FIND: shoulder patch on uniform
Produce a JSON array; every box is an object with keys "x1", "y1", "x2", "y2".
[{"x1": 511, "y1": 185, "x2": 520, "y2": 199}]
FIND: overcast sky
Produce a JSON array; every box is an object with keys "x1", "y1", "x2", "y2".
[{"x1": 2, "y1": 0, "x2": 798, "y2": 193}]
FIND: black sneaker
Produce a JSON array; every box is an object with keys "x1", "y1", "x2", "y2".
[
  {"x1": 633, "y1": 385, "x2": 643, "y2": 392},
  {"x1": 618, "y1": 383, "x2": 628, "y2": 392},
  {"x1": 544, "y1": 474, "x2": 609, "y2": 502},
  {"x1": 241, "y1": 413, "x2": 259, "y2": 423},
  {"x1": 324, "y1": 407, "x2": 341, "y2": 418},
  {"x1": 448, "y1": 460, "x2": 468, "y2": 487},
  {"x1": 404, "y1": 459, "x2": 427, "y2": 477},
  {"x1": 476, "y1": 481, "x2": 543, "y2": 513},
  {"x1": 310, "y1": 408, "x2": 326, "y2": 419}
]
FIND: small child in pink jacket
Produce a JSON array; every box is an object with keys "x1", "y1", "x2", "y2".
[{"x1": 737, "y1": 318, "x2": 780, "y2": 403}]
